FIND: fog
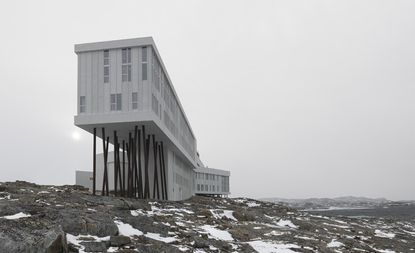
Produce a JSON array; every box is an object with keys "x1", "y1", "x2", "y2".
[{"x1": 0, "y1": 0, "x2": 414, "y2": 200}]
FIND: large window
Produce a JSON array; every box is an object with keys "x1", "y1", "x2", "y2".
[
  {"x1": 132, "y1": 92, "x2": 138, "y2": 110},
  {"x1": 122, "y1": 48, "x2": 131, "y2": 82},
  {"x1": 110, "y1": 93, "x2": 122, "y2": 111},
  {"x1": 104, "y1": 50, "x2": 109, "y2": 83},
  {"x1": 79, "y1": 96, "x2": 86, "y2": 113},
  {"x1": 142, "y1": 47, "x2": 147, "y2": 81}
]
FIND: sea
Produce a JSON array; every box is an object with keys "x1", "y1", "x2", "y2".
[{"x1": 306, "y1": 204, "x2": 415, "y2": 220}]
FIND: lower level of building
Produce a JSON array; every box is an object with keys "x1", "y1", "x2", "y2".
[{"x1": 76, "y1": 152, "x2": 230, "y2": 201}]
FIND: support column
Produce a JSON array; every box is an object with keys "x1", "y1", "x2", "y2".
[
  {"x1": 152, "y1": 135, "x2": 160, "y2": 199},
  {"x1": 158, "y1": 144, "x2": 165, "y2": 200},
  {"x1": 93, "y1": 128, "x2": 96, "y2": 195},
  {"x1": 161, "y1": 142, "x2": 168, "y2": 200},
  {"x1": 142, "y1": 126, "x2": 150, "y2": 199},
  {"x1": 114, "y1": 131, "x2": 118, "y2": 196},
  {"x1": 122, "y1": 140, "x2": 126, "y2": 197},
  {"x1": 137, "y1": 126, "x2": 143, "y2": 199},
  {"x1": 101, "y1": 127, "x2": 109, "y2": 196}
]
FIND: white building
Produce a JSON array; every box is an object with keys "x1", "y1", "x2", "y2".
[{"x1": 74, "y1": 37, "x2": 229, "y2": 200}]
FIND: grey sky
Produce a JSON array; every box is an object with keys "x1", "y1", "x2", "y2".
[{"x1": 0, "y1": 1, "x2": 414, "y2": 200}]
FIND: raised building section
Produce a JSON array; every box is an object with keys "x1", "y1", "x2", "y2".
[{"x1": 74, "y1": 37, "x2": 229, "y2": 201}]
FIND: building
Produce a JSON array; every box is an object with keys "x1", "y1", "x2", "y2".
[{"x1": 74, "y1": 37, "x2": 229, "y2": 200}]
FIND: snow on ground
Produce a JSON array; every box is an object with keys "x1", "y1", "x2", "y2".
[
  {"x1": 276, "y1": 219, "x2": 298, "y2": 229},
  {"x1": 247, "y1": 202, "x2": 261, "y2": 207},
  {"x1": 1, "y1": 212, "x2": 31, "y2": 220},
  {"x1": 210, "y1": 209, "x2": 237, "y2": 221},
  {"x1": 375, "y1": 229, "x2": 396, "y2": 239},
  {"x1": 248, "y1": 240, "x2": 300, "y2": 253},
  {"x1": 372, "y1": 248, "x2": 396, "y2": 253},
  {"x1": 114, "y1": 220, "x2": 143, "y2": 237},
  {"x1": 37, "y1": 191, "x2": 50, "y2": 194},
  {"x1": 200, "y1": 225, "x2": 234, "y2": 241},
  {"x1": 145, "y1": 232, "x2": 178, "y2": 243},
  {"x1": 66, "y1": 234, "x2": 110, "y2": 253},
  {"x1": 327, "y1": 239, "x2": 345, "y2": 248}
]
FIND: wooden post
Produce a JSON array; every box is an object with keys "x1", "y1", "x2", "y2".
[
  {"x1": 122, "y1": 140, "x2": 126, "y2": 197},
  {"x1": 161, "y1": 142, "x2": 168, "y2": 200},
  {"x1": 93, "y1": 128, "x2": 96, "y2": 195},
  {"x1": 158, "y1": 144, "x2": 165, "y2": 200},
  {"x1": 152, "y1": 135, "x2": 160, "y2": 199},
  {"x1": 113, "y1": 131, "x2": 118, "y2": 196}
]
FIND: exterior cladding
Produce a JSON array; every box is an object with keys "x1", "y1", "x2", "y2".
[
  {"x1": 75, "y1": 38, "x2": 197, "y2": 200},
  {"x1": 74, "y1": 37, "x2": 229, "y2": 201}
]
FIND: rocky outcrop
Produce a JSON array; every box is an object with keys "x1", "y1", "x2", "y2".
[{"x1": 0, "y1": 181, "x2": 414, "y2": 253}]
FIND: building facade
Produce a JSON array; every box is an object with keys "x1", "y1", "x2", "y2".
[{"x1": 74, "y1": 37, "x2": 229, "y2": 200}]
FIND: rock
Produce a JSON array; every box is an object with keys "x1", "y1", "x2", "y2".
[
  {"x1": 80, "y1": 241, "x2": 107, "y2": 252},
  {"x1": 110, "y1": 235, "x2": 131, "y2": 246}
]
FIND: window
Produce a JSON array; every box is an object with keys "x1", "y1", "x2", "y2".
[
  {"x1": 197, "y1": 184, "x2": 200, "y2": 191},
  {"x1": 201, "y1": 185, "x2": 204, "y2": 191},
  {"x1": 132, "y1": 92, "x2": 138, "y2": 110},
  {"x1": 142, "y1": 47, "x2": 147, "y2": 81},
  {"x1": 122, "y1": 48, "x2": 131, "y2": 82},
  {"x1": 79, "y1": 96, "x2": 86, "y2": 113},
  {"x1": 104, "y1": 50, "x2": 109, "y2": 83},
  {"x1": 110, "y1": 93, "x2": 122, "y2": 111},
  {"x1": 212, "y1": 185, "x2": 215, "y2": 192}
]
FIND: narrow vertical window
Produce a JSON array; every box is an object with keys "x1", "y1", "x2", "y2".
[
  {"x1": 142, "y1": 47, "x2": 147, "y2": 81},
  {"x1": 110, "y1": 94, "x2": 116, "y2": 111},
  {"x1": 132, "y1": 92, "x2": 138, "y2": 110},
  {"x1": 103, "y1": 50, "x2": 109, "y2": 83},
  {"x1": 110, "y1": 93, "x2": 122, "y2": 111},
  {"x1": 122, "y1": 48, "x2": 131, "y2": 82},
  {"x1": 79, "y1": 96, "x2": 86, "y2": 113}
]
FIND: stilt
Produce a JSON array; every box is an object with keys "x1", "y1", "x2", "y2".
[
  {"x1": 152, "y1": 135, "x2": 160, "y2": 199},
  {"x1": 161, "y1": 142, "x2": 168, "y2": 200},
  {"x1": 126, "y1": 134, "x2": 131, "y2": 197},
  {"x1": 137, "y1": 128, "x2": 143, "y2": 199},
  {"x1": 158, "y1": 144, "x2": 165, "y2": 200},
  {"x1": 93, "y1": 128, "x2": 96, "y2": 195},
  {"x1": 134, "y1": 126, "x2": 139, "y2": 198},
  {"x1": 142, "y1": 126, "x2": 150, "y2": 199},
  {"x1": 102, "y1": 127, "x2": 110, "y2": 196},
  {"x1": 122, "y1": 140, "x2": 126, "y2": 197},
  {"x1": 113, "y1": 131, "x2": 118, "y2": 196}
]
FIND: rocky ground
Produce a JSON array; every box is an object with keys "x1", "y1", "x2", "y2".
[{"x1": 0, "y1": 181, "x2": 414, "y2": 253}]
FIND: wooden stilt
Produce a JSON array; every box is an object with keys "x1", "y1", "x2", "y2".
[
  {"x1": 152, "y1": 135, "x2": 160, "y2": 199},
  {"x1": 93, "y1": 128, "x2": 96, "y2": 195},
  {"x1": 161, "y1": 142, "x2": 168, "y2": 200}
]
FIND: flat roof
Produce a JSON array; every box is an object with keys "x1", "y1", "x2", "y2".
[
  {"x1": 195, "y1": 167, "x2": 230, "y2": 176},
  {"x1": 74, "y1": 37, "x2": 196, "y2": 140}
]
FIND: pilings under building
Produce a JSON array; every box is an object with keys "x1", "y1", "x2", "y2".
[{"x1": 74, "y1": 37, "x2": 230, "y2": 200}]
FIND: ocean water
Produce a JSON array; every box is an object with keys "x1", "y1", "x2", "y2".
[{"x1": 306, "y1": 204, "x2": 415, "y2": 220}]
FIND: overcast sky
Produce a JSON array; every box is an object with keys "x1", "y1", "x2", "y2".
[{"x1": 0, "y1": 1, "x2": 414, "y2": 200}]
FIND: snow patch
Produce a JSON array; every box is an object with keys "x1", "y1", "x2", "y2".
[
  {"x1": 145, "y1": 232, "x2": 178, "y2": 243},
  {"x1": 200, "y1": 225, "x2": 234, "y2": 241},
  {"x1": 276, "y1": 219, "x2": 298, "y2": 229},
  {"x1": 247, "y1": 202, "x2": 261, "y2": 207},
  {"x1": 66, "y1": 233, "x2": 110, "y2": 253},
  {"x1": 210, "y1": 209, "x2": 237, "y2": 221},
  {"x1": 248, "y1": 240, "x2": 300, "y2": 253},
  {"x1": 327, "y1": 239, "x2": 344, "y2": 248},
  {"x1": 1, "y1": 212, "x2": 31, "y2": 220},
  {"x1": 114, "y1": 220, "x2": 143, "y2": 237},
  {"x1": 375, "y1": 229, "x2": 395, "y2": 239}
]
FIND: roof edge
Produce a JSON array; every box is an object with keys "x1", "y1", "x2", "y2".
[{"x1": 74, "y1": 37, "x2": 154, "y2": 53}]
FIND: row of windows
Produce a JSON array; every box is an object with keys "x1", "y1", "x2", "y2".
[
  {"x1": 79, "y1": 92, "x2": 138, "y2": 113},
  {"x1": 197, "y1": 184, "x2": 221, "y2": 193},
  {"x1": 103, "y1": 47, "x2": 148, "y2": 83},
  {"x1": 196, "y1": 172, "x2": 221, "y2": 181}
]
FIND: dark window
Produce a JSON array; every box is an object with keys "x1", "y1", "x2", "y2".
[{"x1": 80, "y1": 96, "x2": 86, "y2": 113}]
